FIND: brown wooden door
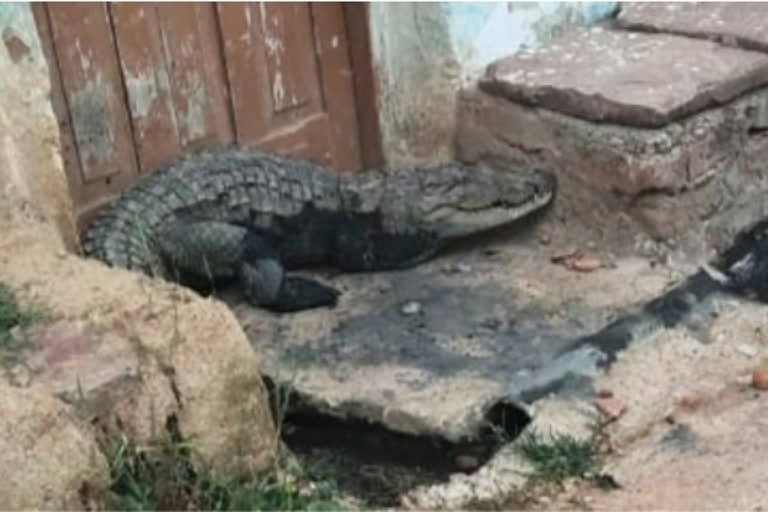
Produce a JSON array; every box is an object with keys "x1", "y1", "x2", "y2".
[{"x1": 33, "y1": 2, "x2": 381, "y2": 225}]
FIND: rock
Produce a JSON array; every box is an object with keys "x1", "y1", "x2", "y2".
[
  {"x1": 677, "y1": 392, "x2": 704, "y2": 410},
  {"x1": 401, "y1": 300, "x2": 422, "y2": 316},
  {"x1": 0, "y1": 230, "x2": 279, "y2": 484},
  {"x1": 456, "y1": 263, "x2": 472, "y2": 273},
  {"x1": 0, "y1": 380, "x2": 110, "y2": 509},
  {"x1": 552, "y1": 250, "x2": 603, "y2": 273},
  {"x1": 736, "y1": 344, "x2": 759, "y2": 358},
  {"x1": 569, "y1": 255, "x2": 603, "y2": 273},
  {"x1": 595, "y1": 396, "x2": 627, "y2": 420},
  {"x1": 7, "y1": 363, "x2": 32, "y2": 387},
  {"x1": 478, "y1": 317, "x2": 502, "y2": 331},
  {"x1": 618, "y1": 2, "x2": 768, "y2": 54},
  {"x1": 751, "y1": 367, "x2": 768, "y2": 390},
  {"x1": 480, "y1": 27, "x2": 768, "y2": 127},
  {"x1": 22, "y1": 320, "x2": 141, "y2": 401},
  {"x1": 442, "y1": 263, "x2": 473, "y2": 274}
]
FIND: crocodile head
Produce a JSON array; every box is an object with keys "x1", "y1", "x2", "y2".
[{"x1": 384, "y1": 161, "x2": 556, "y2": 239}]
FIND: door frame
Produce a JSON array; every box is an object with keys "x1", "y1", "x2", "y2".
[{"x1": 342, "y1": 2, "x2": 383, "y2": 169}]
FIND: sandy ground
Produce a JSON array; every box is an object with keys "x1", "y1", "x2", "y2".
[
  {"x1": 530, "y1": 381, "x2": 768, "y2": 511},
  {"x1": 526, "y1": 298, "x2": 768, "y2": 512},
  {"x1": 591, "y1": 384, "x2": 768, "y2": 511}
]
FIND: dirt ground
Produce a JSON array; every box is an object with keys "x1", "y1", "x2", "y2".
[
  {"x1": 5, "y1": 200, "x2": 768, "y2": 509},
  {"x1": 591, "y1": 384, "x2": 768, "y2": 510},
  {"x1": 530, "y1": 380, "x2": 768, "y2": 511},
  {"x1": 526, "y1": 298, "x2": 768, "y2": 512}
]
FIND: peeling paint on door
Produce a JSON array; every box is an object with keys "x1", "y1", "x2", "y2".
[
  {"x1": 125, "y1": 71, "x2": 160, "y2": 119},
  {"x1": 69, "y1": 78, "x2": 114, "y2": 167},
  {"x1": 37, "y1": 1, "x2": 370, "y2": 221},
  {"x1": 272, "y1": 70, "x2": 286, "y2": 111},
  {"x1": 176, "y1": 71, "x2": 207, "y2": 144}
]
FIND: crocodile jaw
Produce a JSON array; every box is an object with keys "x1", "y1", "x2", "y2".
[{"x1": 434, "y1": 186, "x2": 554, "y2": 239}]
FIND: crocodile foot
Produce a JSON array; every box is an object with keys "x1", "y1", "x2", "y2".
[{"x1": 270, "y1": 277, "x2": 341, "y2": 313}]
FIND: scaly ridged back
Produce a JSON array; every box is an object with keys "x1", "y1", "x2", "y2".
[{"x1": 81, "y1": 149, "x2": 342, "y2": 275}]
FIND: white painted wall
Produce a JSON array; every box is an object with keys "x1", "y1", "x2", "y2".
[
  {"x1": 369, "y1": 2, "x2": 619, "y2": 167},
  {"x1": 443, "y1": 2, "x2": 619, "y2": 82}
]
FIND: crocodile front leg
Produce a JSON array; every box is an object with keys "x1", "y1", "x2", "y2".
[
  {"x1": 156, "y1": 221, "x2": 339, "y2": 312},
  {"x1": 240, "y1": 232, "x2": 340, "y2": 312}
]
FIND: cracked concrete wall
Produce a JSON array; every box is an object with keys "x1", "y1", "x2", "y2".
[
  {"x1": 368, "y1": 2, "x2": 619, "y2": 168},
  {"x1": 0, "y1": 3, "x2": 77, "y2": 251}
]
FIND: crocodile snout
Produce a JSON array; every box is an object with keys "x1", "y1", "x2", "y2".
[{"x1": 530, "y1": 168, "x2": 556, "y2": 197}]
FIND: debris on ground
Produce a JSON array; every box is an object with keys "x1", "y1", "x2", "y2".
[
  {"x1": 751, "y1": 366, "x2": 768, "y2": 390},
  {"x1": 551, "y1": 250, "x2": 603, "y2": 273},
  {"x1": 736, "y1": 343, "x2": 760, "y2": 358},
  {"x1": 677, "y1": 392, "x2": 705, "y2": 410},
  {"x1": 594, "y1": 397, "x2": 627, "y2": 421},
  {"x1": 400, "y1": 300, "x2": 422, "y2": 316}
]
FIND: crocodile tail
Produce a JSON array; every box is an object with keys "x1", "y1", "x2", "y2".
[{"x1": 81, "y1": 181, "x2": 170, "y2": 278}]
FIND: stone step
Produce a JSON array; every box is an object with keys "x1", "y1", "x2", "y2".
[
  {"x1": 479, "y1": 27, "x2": 768, "y2": 128},
  {"x1": 616, "y1": 2, "x2": 768, "y2": 54},
  {"x1": 457, "y1": 6, "x2": 768, "y2": 263}
]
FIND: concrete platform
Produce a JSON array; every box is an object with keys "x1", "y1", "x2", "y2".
[
  {"x1": 227, "y1": 227, "x2": 677, "y2": 441},
  {"x1": 618, "y1": 2, "x2": 768, "y2": 53}
]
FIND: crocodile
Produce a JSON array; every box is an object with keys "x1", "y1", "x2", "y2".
[{"x1": 82, "y1": 149, "x2": 555, "y2": 312}]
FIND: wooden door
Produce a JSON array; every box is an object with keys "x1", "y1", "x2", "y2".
[{"x1": 33, "y1": 2, "x2": 381, "y2": 225}]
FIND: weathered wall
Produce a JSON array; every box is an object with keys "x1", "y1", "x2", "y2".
[
  {"x1": 0, "y1": 3, "x2": 77, "y2": 251},
  {"x1": 369, "y1": 1, "x2": 619, "y2": 168}
]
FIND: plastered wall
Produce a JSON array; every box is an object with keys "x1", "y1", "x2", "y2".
[
  {"x1": 369, "y1": 2, "x2": 619, "y2": 168},
  {"x1": 0, "y1": 3, "x2": 77, "y2": 251}
]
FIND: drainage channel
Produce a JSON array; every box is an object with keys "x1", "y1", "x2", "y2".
[{"x1": 264, "y1": 378, "x2": 531, "y2": 507}]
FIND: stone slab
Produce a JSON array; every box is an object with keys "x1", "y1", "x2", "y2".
[
  {"x1": 480, "y1": 27, "x2": 768, "y2": 127},
  {"x1": 229, "y1": 230, "x2": 677, "y2": 442},
  {"x1": 618, "y1": 2, "x2": 768, "y2": 54}
]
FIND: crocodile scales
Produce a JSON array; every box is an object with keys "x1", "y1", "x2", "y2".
[{"x1": 83, "y1": 149, "x2": 555, "y2": 312}]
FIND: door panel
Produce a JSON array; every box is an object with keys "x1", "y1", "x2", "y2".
[
  {"x1": 34, "y1": 1, "x2": 376, "y2": 223},
  {"x1": 43, "y1": 2, "x2": 139, "y2": 210}
]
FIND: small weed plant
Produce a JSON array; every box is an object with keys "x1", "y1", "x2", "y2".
[
  {"x1": 103, "y1": 421, "x2": 345, "y2": 511},
  {"x1": 515, "y1": 430, "x2": 599, "y2": 484},
  {"x1": 0, "y1": 282, "x2": 46, "y2": 355},
  {"x1": 105, "y1": 432, "x2": 344, "y2": 510}
]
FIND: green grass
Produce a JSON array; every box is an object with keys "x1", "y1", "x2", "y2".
[
  {"x1": 105, "y1": 430, "x2": 345, "y2": 511},
  {"x1": 0, "y1": 282, "x2": 45, "y2": 352},
  {"x1": 515, "y1": 430, "x2": 599, "y2": 484}
]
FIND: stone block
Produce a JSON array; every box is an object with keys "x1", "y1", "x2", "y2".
[
  {"x1": 617, "y1": 2, "x2": 768, "y2": 53},
  {"x1": 456, "y1": 86, "x2": 768, "y2": 257},
  {"x1": 480, "y1": 26, "x2": 768, "y2": 128}
]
